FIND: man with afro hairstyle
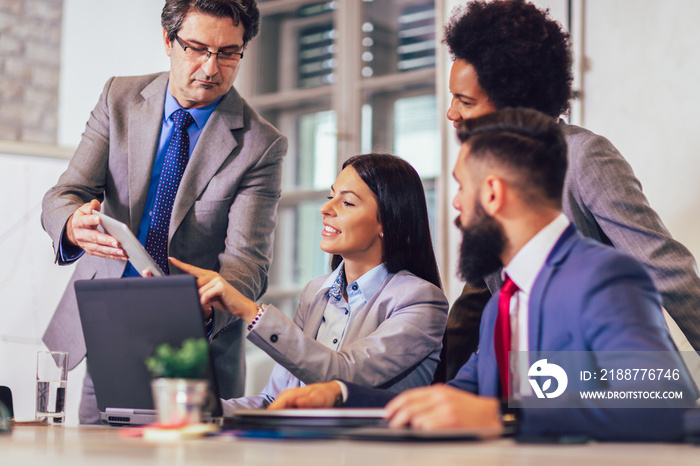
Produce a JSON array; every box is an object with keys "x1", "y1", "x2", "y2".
[{"x1": 437, "y1": 0, "x2": 700, "y2": 381}]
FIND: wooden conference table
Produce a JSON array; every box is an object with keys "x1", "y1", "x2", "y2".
[{"x1": 3, "y1": 425, "x2": 700, "y2": 466}]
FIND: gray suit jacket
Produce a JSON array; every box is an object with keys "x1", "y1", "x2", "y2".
[
  {"x1": 41, "y1": 72, "x2": 287, "y2": 399},
  {"x1": 221, "y1": 270, "x2": 448, "y2": 412},
  {"x1": 486, "y1": 122, "x2": 700, "y2": 345}
]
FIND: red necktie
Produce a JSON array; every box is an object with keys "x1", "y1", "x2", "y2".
[{"x1": 495, "y1": 276, "x2": 518, "y2": 398}]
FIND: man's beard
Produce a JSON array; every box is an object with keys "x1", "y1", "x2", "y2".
[{"x1": 456, "y1": 202, "x2": 507, "y2": 285}]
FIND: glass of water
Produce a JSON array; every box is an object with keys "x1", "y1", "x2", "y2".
[{"x1": 36, "y1": 351, "x2": 68, "y2": 424}]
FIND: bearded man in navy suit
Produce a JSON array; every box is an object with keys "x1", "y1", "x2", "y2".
[{"x1": 269, "y1": 108, "x2": 695, "y2": 442}]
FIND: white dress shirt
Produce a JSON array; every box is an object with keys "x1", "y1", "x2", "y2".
[
  {"x1": 316, "y1": 262, "x2": 388, "y2": 350},
  {"x1": 503, "y1": 213, "x2": 570, "y2": 397}
]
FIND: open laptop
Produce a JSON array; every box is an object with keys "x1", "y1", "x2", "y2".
[{"x1": 75, "y1": 275, "x2": 221, "y2": 426}]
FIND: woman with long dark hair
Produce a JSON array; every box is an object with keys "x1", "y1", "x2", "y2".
[{"x1": 171, "y1": 153, "x2": 447, "y2": 411}]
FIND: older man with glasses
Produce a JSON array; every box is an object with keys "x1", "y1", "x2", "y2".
[{"x1": 41, "y1": 0, "x2": 286, "y2": 424}]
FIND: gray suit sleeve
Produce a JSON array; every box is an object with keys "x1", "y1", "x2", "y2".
[
  {"x1": 220, "y1": 363, "x2": 299, "y2": 414},
  {"x1": 209, "y1": 133, "x2": 287, "y2": 338},
  {"x1": 563, "y1": 125, "x2": 700, "y2": 349},
  {"x1": 41, "y1": 77, "x2": 114, "y2": 263},
  {"x1": 247, "y1": 277, "x2": 448, "y2": 389}
]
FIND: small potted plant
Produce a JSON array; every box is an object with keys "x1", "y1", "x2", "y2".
[{"x1": 145, "y1": 338, "x2": 210, "y2": 426}]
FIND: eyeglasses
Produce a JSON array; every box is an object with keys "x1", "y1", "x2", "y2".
[{"x1": 174, "y1": 35, "x2": 244, "y2": 66}]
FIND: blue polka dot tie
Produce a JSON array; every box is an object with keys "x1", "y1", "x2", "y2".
[{"x1": 145, "y1": 108, "x2": 194, "y2": 275}]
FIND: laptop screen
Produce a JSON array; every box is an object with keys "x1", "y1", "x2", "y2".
[{"x1": 75, "y1": 275, "x2": 221, "y2": 424}]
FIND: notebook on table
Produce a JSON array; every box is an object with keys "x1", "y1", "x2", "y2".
[
  {"x1": 226, "y1": 408, "x2": 388, "y2": 430},
  {"x1": 338, "y1": 426, "x2": 505, "y2": 441},
  {"x1": 225, "y1": 408, "x2": 507, "y2": 441},
  {"x1": 75, "y1": 275, "x2": 221, "y2": 426}
]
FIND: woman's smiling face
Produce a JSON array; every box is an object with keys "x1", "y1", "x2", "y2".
[{"x1": 320, "y1": 166, "x2": 383, "y2": 269}]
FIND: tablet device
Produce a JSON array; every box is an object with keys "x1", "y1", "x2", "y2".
[{"x1": 92, "y1": 210, "x2": 164, "y2": 277}]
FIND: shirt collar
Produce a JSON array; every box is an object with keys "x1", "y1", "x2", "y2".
[
  {"x1": 354, "y1": 263, "x2": 389, "y2": 302},
  {"x1": 504, "y1": 213, "x2": 570, "y2": 294},
  {"x1": 164, "y1": 87, "x2": 221, "y2": 130},
  {"x1": 318, "y1": 261, "x2": 389, "y2": 303}
]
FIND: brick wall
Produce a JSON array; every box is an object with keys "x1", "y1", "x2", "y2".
[{"x1": 0, "y1": 0, "x2": 62, "y2": 143}]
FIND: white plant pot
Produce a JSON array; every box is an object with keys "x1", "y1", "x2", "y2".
[{"x1": 150, "y1": 378, "x2": 208, "y2": 426}]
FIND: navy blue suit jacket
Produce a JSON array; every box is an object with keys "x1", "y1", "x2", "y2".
[{"x1": 344, "y1": 225, "x2": 695, "y2": 441}]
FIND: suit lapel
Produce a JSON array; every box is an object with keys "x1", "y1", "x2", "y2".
[
  {"x1": 170, "y1": 86, "x2": 245, "y2": 238},
  {"x1": 127, "y1": 73, "x2": 168, "y2": 232},
  {"x1": 305, "y1": 291, "x2": 332, "y2": 339},
  {"x1": 528, "y1": 224, "x2": 578, "y2": 352},
  {"x1": 480, "y1": 300, "x2": 502, "y2": 395}
]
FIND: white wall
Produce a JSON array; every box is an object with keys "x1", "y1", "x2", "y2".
[
  {"x1": 582, "y1": 0, "x2": 700, "y2": 260},
  {"x1": 0, "y1": 153, "x2": 81, "y2": 423},
  {"x1": 58, "y1": 0, "x2": 170, "y2": 146}
]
